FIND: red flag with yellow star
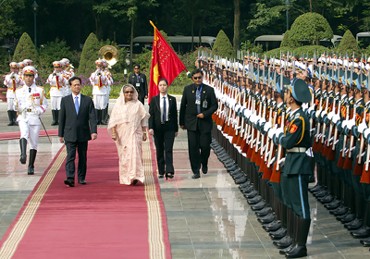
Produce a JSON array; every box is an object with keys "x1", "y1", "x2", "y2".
[{"x1": 149, "y1": 21, "x2": 186, "y2": 103}]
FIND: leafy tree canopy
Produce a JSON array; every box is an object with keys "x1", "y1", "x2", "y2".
[
  {"x1": 289, "y1": 12, "x2": 333, "y2": 45},
  {"x1": 337, "y1": 29, "x2": 360, "y2": 56},
  {"x1": 212, "y1": 29, "x2": 234, "y2": 58},
  {"x1": 13, "y1": 32, "x2": 38, "y2": 64}
]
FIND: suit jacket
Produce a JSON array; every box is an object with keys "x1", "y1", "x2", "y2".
[
  {"x1": 58, "y1": 94, "x2": 97, "y2": 142},
  {"x1": 128, "y1": 73, "x2": 148, "y2": 98},
  {"x1": 179, "y1": 83, "x2": 218, "y2": 132},
  {"x1": 149, "y1": 94, "x2": 178, "y2": 132}
]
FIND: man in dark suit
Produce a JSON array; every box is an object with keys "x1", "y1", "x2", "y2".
[
  {"x1": 58, "y1": 76, "x2": 98, "y2": 187},
  {"x1": 128, "y1": 64, "x2": 148, "y2": 104},
  {"x1": 179, "y1": 69, "x2": 218, "y2": 179},
  {"x1": 149, "y1": 78, "x2": 178, "y2": 179}
]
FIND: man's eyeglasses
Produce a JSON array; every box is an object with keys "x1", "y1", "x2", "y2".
[
  {"x1": 124, "y1": 91, "x2": 134, "y2": 94},
  {"x1": 193, "y1": 76, "x2": 202, "y2": 80}
]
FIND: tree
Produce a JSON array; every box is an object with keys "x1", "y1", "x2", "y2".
[
  {"x1": 78, "y1": 33, "x2": 101, "y2": 76},
  {"x1": 0, "y1": 0, "x2": 25, "y2": 39},
  {"x1": 233, "y1": 0, "x2": 240, "y2": 54},
  {"x1": 13, "y1": 33, "x2": 38, "y2": 63},
  {"x1": 212, "y1": 30, "x2": 234, "y2": 58},
  {"x1": 289, "y1": 12, "x2": 333, "y2": 45},
  {"x1": 280, "y1": 30, "x2": 299, "y2": 48},
  {"x1": 336, "y1": 29, "x2": 360, "y2": 55}
]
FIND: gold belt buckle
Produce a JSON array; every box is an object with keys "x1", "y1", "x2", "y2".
[{"x1": 26, "y1": 108, "x2": 32, "y2": 112}]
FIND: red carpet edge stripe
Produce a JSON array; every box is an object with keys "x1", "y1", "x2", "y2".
[
  {"x1": 145, "y1": 136, "x2": 171, "y2": 259},
  {"x1": 0, "y1": 146, "x2": 66, "y2": 259},
  {"x1": 0, "y1": 129, "x2": 59, "y2": 141}
]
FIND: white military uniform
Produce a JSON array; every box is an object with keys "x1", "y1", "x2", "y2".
[
  {"x1": 4, "y1": 71, "x2": 22, "y2": 111},
  {"x1": 89, "y1": 68, "x2": 109, "y2": 109},
  {"x1": 47, "y1": 72, "x2": 68, "y2": 110},
  {"x1": 15, "y1": 83, "x2": 48, "y2": 150}
]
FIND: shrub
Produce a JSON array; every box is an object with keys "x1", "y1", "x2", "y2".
[
  {"x1": 212, "y1": 29, "x2": 234, "y2": 58},
  {"x1": 13, "y1": 32, "x2": 38, "y2": 63},
  {"x1": 336, "y1": 30, "x2": 360, "y2": 56},
  {"x1": 78, "y1": 33, "x2": 101, "y2": 76}
]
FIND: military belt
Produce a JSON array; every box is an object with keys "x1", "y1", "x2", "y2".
[{"x1": 286, "y1": 147, "x2": 307, "y2": 153}]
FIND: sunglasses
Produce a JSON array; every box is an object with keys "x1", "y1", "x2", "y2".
[
  {"x1": 124, "y1": 91, "x2": 134, "y2": 94},
  {"x1": 24, "y1": 74, "x2": 34, "y2": 77},
  {"x1": 193, "y1": 76, "x2": 202, "y2": 80}
]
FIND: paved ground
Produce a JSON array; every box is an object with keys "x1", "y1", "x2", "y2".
[{"x1": 0, "y1": 98, "x2": 369, "y2": 258}]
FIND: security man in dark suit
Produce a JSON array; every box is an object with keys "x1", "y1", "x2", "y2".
[
  {"x1": 149, "y1": 78, "x2": 178, "y2": 179},
  {"x1": 179, "y1": 69, "x2": 218, "y2": 179},
  {"x1": 128, "y1": 64, "x2": 148, "y2": 104},
  {"x1": 58, "y1": 76, "x2": 98, "y2": 187},
  {"x1": 272, "y1": 78, "x2": 313, "y2": 258}
]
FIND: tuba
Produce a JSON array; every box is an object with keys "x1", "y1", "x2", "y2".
[{"x1": 99, "y1": 45, "x2": 118, "y2": 68}]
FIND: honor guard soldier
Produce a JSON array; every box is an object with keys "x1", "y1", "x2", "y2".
[
  {"x1": 60, "y1": 58, "x2": 74, "y2": 96},
  {"x1": 4, "y1": 62, "x2": 22, "y2": 126},
  {"x1": 15, "y1": 66, "x2": 48, "y2": 175},
  {"x1": 89, "y1": 59, "x2": 109, "y2": 125},
  {"x1": 101, "y1": 59, "x2": 113, "y2": 124},
  {"x1": 270, "y1": 78, "x2": 313, "y2": 258},
  {"x1": 47, "y1": 61, "x2": 68, "y2": 125},
  {"x1": 128, "y1": 64, "x2": 148, "y2": 104}
]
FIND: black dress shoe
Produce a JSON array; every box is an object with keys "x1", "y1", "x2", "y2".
[
  {"x1": 132, "y1": 179, "x2": 139, "y2": 185},
  {"x1": 269, "y1": 227, "x2": 287, "y2": 240},
  {"x1": 319, "y1": 194, "x2": 334, "y2": 203},
  {"x1": 64, "y1": 179, "x2": 74, "y2": 187},
  {"x1": 27, "y1": 166, "x2": 34, "y2": 175},
  {"x1": 251, "y1": 201, "x2": 267, "y2": 211},
  {"x1": 258, "y1": 213, "x2": 276, "y2": 224},
  {"x1": 338, "y1": 213, "x2": 356, "y2": 223},
  {"x1": 285, "y1": 244, "x2": 307, "y2": 258},
  {"x1": 279, "y1": 244, "x2": 294, "y2": 255},
  {"x1": 255, "y1": 206, "x2": 273, "y2": 217},
  {"x1": 314, "y1": 190, "x2": 329, "y2": 198},
  {"x1": 158, "y1": 174, "x2": 164, "y2": 179},
  {"x1": 263, "y1": 220, "x2": 281, "y2": 232},
  {"x1": 330, "y1": 206, "x2": 348, "y2": 216},
  {"x1": 309, "y1": 185, "x2": 324, "y2": 193},
  {"x1": 274, "y1": 236, "x2": 293, "y2": 249},
  {"x1": 166, "y1": 172, "x2": 174, "y2": 179},
  {"x1": 234, "y1": 175, "x2": 247, "y2": 184},
  {"x1": 78, "y1": 179, "x2": 86, "y2": 185},
  {"x1": 202, "y1": 167, "x2": 208, "y2": 174},
  {"x1": 360, "y1": 237, "x2": 370, "y2": 247},
  {"x1": 345, "y1": 218, "x2": 363, "y2": 230},
  {"x1": 245, "y1": 190, "x2": 258, "y2": 199},
  {"x1": 248, "y1": 195, "x2": 263, "y2": 205},
  {"x1": 192, "y1": 174, "x2": 200, "y2": 179},
  {"x1": 351, "y1": 226, "x2": 370, "y2": 238},
  {"x1": 325, "y1": 199, "x2": 341, "y2": 210}
]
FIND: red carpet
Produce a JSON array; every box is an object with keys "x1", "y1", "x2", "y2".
[
  {"x1": 0, "y1": 128, "x2": 171, "y2": 259},
  {"x1": 0, "y1": 129, "x2": 58, "y2": 141}
]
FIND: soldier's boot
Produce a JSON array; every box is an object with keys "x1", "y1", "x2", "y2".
[
  {"x1": 28, "y1": 149, "x2": 37, "y2": 175},
  {"x1": 7, "y1": 110, "x2": 14, "y2": 126},
  {"x1": 51, "y1": 110, "x2": 58, "y2": 126},
  {"x1": 285, "y1": 217, "x2": 310, "y2": 258},
  {"x1": 12, "y1": 111, "x2": 18, "y2": 126},
  {"x1": 54, "y1": 110, "x2": 59, "y2": 125},
  {"x1": 19, "y1": 138, "x2": 27, "y2": 164},
  {"x1": 100, "y1": 108, "x2": 108, "y2": 125}
]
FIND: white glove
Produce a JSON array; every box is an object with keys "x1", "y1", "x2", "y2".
[
  {"x1": 332, "y1": 114, "x2": 340, "y2": 124},
  {"x1": 264, "y1": 121, "x2": 272, "y2": 133},
  {"x1": 258, "y1": 117, "x2": 266, "y2": 127},
  {"x1": 320, "y1": 110, "x2": 327, "y2": 119},
  {"x1": 268, "y1": 125, "x2": 277, "y2": 139},
  {"x1": 33, "y1": 107, "x2": 42, "y2": 116},
  {"x1": 358, "y1": 122, "x2": 368, "y2": 135},
  {"x1": 346, "y1": 119, "x2": 355, "y2": 130},
  {"x1": 315, "y1": 109, "x2": 322, "y2": 119},
  {"x1": 307, "y1": 104, "x2": 316, "y2": 114},
  {"x1": 363, "y1": 128, "x2": 370, "y2": 139},
  {"x1": 327, "y1": 111, "x2": 334, "y2": 121},
  {"x1": 274, "y1": 127, "x2": 284, "y2": 139}
]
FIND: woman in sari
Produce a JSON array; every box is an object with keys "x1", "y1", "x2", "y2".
[{"x1": 108, "y1": 84, "x2": 149, "y2": 185}]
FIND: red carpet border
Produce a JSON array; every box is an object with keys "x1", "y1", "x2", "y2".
[
  {"x1": 0, "y1": 128, "x2": 171, "y2": 259},
  {"x1": 0, "y1": 129, "x2": 58, "y2": 141}
]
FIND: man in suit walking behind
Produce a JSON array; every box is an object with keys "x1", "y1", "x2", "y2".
[
  {"x1": 58, "y1": 76, "x2": 98, "y2": 187},
  {"x1": 179, "y1": 69, "x2": 218, "y2": 179},
  {"x1": 149, "y1": 78, "x2": 178, "y2": 179}
]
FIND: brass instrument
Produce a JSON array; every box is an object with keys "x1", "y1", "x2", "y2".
[{"x1": 99, "y1": 45, "x2": 118, "y2": 68}]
